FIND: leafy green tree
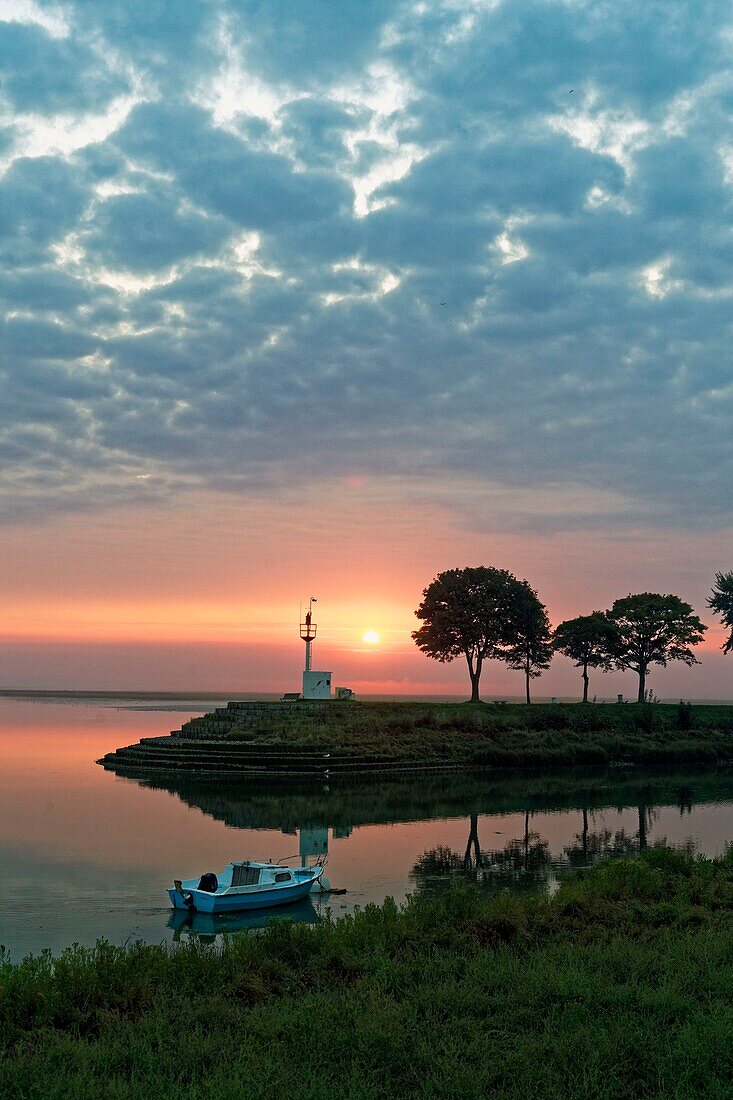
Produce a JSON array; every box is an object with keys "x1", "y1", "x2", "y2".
[
  {"x1": 504, "y1": 582, "x2": 553, "y2": 704},
  {"x1": 553, "y1": 612, "x2": 617, "y2": 703},
  {"x1": 412, "y1": 567, "x2": 522, "y2": 702},
  {"x1": 607, "y1": 593, "x2": 707, "y2": 703},
  {"x1": 708, "y1": 571, "x2": 733, "y2": 654}
]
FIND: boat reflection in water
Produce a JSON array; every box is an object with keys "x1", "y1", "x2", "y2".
[
  {"x1": 166, "y1": 826, "x2": 330, "y2": 941},
  {"x1": 98, "y1": 763, "x2": 733, "y2": 940},
  {"x1": 167, "y1": 896, "x2": 322, "y2": 943}
]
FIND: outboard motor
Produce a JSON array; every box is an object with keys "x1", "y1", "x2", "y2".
[
  {"x1": 174, "y1": 879, "x2": 195, "y2": 909},
  {"x1": 197, "y1": 872, "x2": 218, "y2": 893}
]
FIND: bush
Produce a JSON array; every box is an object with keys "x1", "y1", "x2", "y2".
[
  {"x1": 527, "y1": 709, "x2": 570, "y2": 731},
  {"x1": 634, "y1": 706, "x2": 659, "y2": 735},
  {"x1": 571, "y1": 744, "x2": 609, "y2": 765},
  {"x1": 437, "y1": 712, "x2": 484, "y2": 733},
  {"x1": 569, "y1": 710, "x2": 610, "y2": 734},
  {"x1": 677, "y1": 701, "x2": 694, "y2": 731}
]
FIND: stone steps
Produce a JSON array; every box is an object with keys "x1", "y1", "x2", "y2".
[
  {"x1": 101, "y1": 745, "x2": 411, "y2": 772},
  {"x1": 98, "y1": 699, "x2": 454, "y2": 780},
  {"x1": 98, "y1": 737, "x2": 457, "y2": 776},
  {"x1": 173, "y1": 699, "x2": 352, "y2": 739},
  {"x1": 133, "y1": 738, "x2": 405, "y2": 764}
]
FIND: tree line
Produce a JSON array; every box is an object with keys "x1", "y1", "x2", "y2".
[{"x1": 412, "y1": 566, "x2": 733, "y2": 703}]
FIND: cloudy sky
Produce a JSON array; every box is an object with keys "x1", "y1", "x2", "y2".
[{"x1": 1, "y1": 0, "x2": 732, "y2": 696}]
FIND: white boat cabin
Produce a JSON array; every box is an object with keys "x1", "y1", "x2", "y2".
[
  {"x1": 181, "y1": 861, "x2": 319, "y2": 896},
  {"x1": 227, "y1": 862, "x2": 303, "y2": 890}
]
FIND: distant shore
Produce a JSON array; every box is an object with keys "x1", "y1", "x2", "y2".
[
  {"x1": 5, "y1": 688, "x2": 733, "y2": 704},
  {"x1": 0, "y1": 688, "x2": 263, "y2": 701}
]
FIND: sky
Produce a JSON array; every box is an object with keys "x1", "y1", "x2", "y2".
[{"x1": 1, "y1": 0, "x2": 732, "y2": 697}]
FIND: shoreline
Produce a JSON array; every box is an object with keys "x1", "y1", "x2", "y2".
[
  {"x1": 98, "y1": 699, "x2": 733, "y2": 780},
  {"x1": 4, "y1": 850, "x2": 733, "y2": 1097},
  {"x1": 6, "y1": 688, "x2": 733, "y2": 704}
]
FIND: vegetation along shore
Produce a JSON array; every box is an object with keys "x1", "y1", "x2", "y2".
[
  {"x1": 4, "y1": 849, "x2": 733, "y2": 1098},
  {"x1": 97, "y1": 566, "x2": 733, "y2": 780},
  {"x1": 99, "y1": 700, "x2": 733, "y2": 778}
]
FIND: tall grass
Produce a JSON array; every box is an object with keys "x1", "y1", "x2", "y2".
[
  {"x1": 4, "y1": 849, "x2": 733, "y2": 1097},
  {"x1": 235, "y1": 701, "x2": 733, "y2": 770}
]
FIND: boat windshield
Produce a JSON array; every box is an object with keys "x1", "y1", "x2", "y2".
[{"x1": 231, "y1": 864, "x2": 260, "y2": 887}]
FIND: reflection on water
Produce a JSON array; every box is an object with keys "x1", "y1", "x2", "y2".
[
  {"x1": 410, "y1": 808, "x2": 651, "y2": 897},
  {"x1": 2, "y1": 697, "x2": 733, "y2": 956},
  {"x1": 141, "y1": 769, "x2": 710, "y2": 901},
  {"x1": 167, "y1": 897, "x2": 321, "y2": 942}
]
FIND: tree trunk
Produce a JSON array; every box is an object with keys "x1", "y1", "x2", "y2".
[
  {"x1": 466, "y1": 653, "x2": 483, "y2": 703},
  {"x1": 525, "y1": 658, "x2": 531, "y2": 704},
  {"x1": 581, "y1": 807, "x2": 588, "y2": 859},
  {"x1": 637, "y1": 665, "x2": 646, "y2": 704},
  {"x1": 463, "y1": 813, "x2": 482, "y2": 871},
  {"x1": 582, "y1": 661, "x2": 589, "y2": 704},
  {"x1": 637, "y1": 803, "x2": 647, "y2": 851}
]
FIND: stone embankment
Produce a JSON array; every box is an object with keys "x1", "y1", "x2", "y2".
[
  {"x1": 98, "y1": 700, "x2": 459, "y2": 780},
  {"x1": 175, "y1": 700, "x2": 332, "y2": 739}
]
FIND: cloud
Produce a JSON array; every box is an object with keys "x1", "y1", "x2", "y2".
[
  {"x1": 83, "y1": 186, "x2": 233, "y2": 273},
  {"x1": 69, "y1": 0, "x2": 219, "y2": 89},
  {"x1": 227, "y1": 0, "x2": 397, "y2": 86},
  {"x1": 0, "y1": 156, "x2": 90, "y2": 264},
  {"x1": 114, "y1": 103, "x2": 351, "y2": 228},
  {"x1": 277, "y1": 97, "x2": 366, "y2": 168},
  {"x1": 1, "y1": 0, "x2": 732, "y2": 534},
  {"x1": 0, "y1": 22, "x2": 127, "y2": 114}
]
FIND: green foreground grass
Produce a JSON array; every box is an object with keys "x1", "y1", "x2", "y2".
[
  {"x1": 238, "y1": 700, "x2": 733, "y2": 769},
  {"x1": 5, "y1": 849, "x2": 733, "y2": 1098}
]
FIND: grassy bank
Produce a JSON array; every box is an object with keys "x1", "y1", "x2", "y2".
[
  {"x1": 4, "y1": 849, "x2": 733, "y2": 1098},
  {"x1": 232, "y1": 701, "x2": 733, "y2": 768}
]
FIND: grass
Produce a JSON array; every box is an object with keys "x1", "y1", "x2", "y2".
[
  {"x1": 5, "y1": 849, "x2": 733, "y2": 1097},
  {"x1": 226, "y1": 700, "x2": 733, "y2": 769}
]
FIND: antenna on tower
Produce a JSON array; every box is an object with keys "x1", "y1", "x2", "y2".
[
  {"x1": 300, "y1": 597, "x2": 317, "y2": 662},
  {"x1": 298, "y1": 596, "x2": 331, "y2": 699}
]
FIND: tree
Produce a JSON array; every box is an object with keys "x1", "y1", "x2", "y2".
[
  {"x1": 412, "y1": 567, "x2": 522, "y2": 702},
  {"x1": 607, "y1": 593, "x2": 707, "y2": 703},
  {"x1": 503, "y1": 582, "x2": 553, "y2": 703},
  {"x1": 553, "y1": 612, "x2": 617, "y2": 703},
  {"x1": 708, "y1": 571, "x2": 733, "y2": 654}
]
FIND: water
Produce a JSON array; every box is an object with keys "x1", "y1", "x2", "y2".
[{"x1": 3, "y1": 695, "x2": 733, "y2": 958}]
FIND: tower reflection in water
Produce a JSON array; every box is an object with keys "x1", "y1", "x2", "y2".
[{"x1": 105, "y1": 766, "x2": 733, "y2": 940}]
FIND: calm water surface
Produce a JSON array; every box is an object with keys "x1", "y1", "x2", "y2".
[{"x1": 3, "y1": 696, "x2": 733, "y2": 958}]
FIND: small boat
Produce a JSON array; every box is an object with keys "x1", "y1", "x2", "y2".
[{"x1": 168, "y1": 859, "x2": 325, "y2": 914}]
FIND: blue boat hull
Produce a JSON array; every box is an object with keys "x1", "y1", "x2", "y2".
[{"x1": 168, "y1": 876, "x2": 319, "y2": 913}]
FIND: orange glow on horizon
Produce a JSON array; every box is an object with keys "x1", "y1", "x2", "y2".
[
  {"x1": 0, "y1": 597, "x2": 415, "y2": 647},
  {"x1": 3, "y1": 493, "x2": 732, "y2": 694},
  {"x1": 1, "y1": 595, "x2": 727, "y2": 654}
]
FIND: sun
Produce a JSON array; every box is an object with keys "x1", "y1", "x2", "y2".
[{"x1": 363, "y1": 630, "x2": 380, "y2": 645}]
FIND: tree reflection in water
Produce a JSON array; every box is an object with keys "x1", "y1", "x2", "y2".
[
  {"x1": 412, "y1": 799, "x2": 668, "y2": 898},
  {"x1": 412, "y1": 810, "x2": 553, "y2": 896},
  {"x1": 103, "y1": 765, "x2": 731, "y2": 903}
]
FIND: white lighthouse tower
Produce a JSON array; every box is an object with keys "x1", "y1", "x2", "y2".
[{"x1": 300, "y1": 597, "x2": 332, "y2": 699}]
